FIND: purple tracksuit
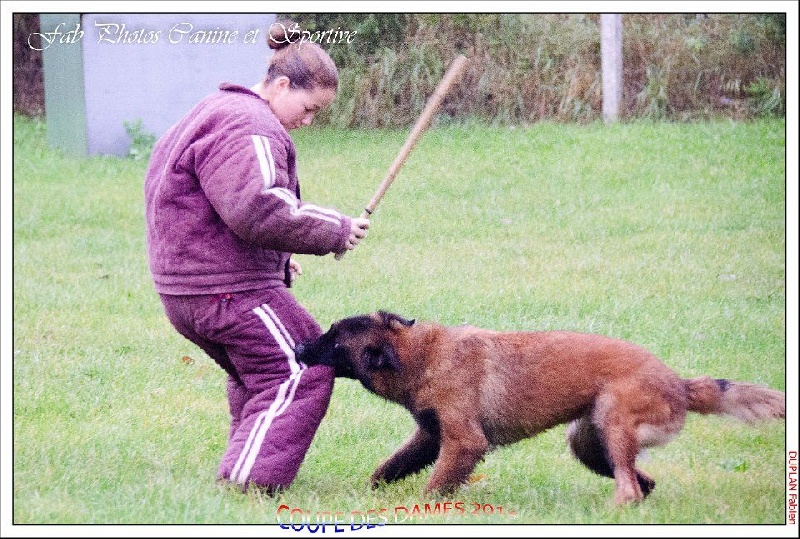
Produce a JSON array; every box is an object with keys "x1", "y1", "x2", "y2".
[{"x1": 144, "y1": 83, "x2": 352, "y2": 491}]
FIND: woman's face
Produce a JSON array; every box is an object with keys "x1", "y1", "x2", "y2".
[{"x1": 267, "y1": 77, "x2": 336, "y2": 130}]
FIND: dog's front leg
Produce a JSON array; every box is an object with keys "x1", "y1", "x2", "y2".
[
  {"x1": 424, "y1": 417, "x2": 488, "y2": 495},
  {"x1": 371, "y1": 426, "x2": 440, "y2": 487}
]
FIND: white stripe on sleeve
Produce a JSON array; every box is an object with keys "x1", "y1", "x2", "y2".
[
  {"x1": 263, "y1": 187, "x2": 342, "y2": 226},
  {"x1": 251, "y1": 135, "x2": 276, "y2": 190}
]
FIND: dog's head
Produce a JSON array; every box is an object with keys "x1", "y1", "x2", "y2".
[{"x1": 295, "y1": 311, "x2": 415, "y2": 392}]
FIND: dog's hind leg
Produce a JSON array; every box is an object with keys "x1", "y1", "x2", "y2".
[
  {"x1": 603, "y1": 425, "x2": 644, "y2": 504},
  {"x1": 371, "y1": 424, "x2": 440, "y2": 487},
  {"x1": 594, "y1": 382, "x2": 687, "y2": 505},
  {"x1": 566, "y1": 416, "x2": 656, "y2": 497}
]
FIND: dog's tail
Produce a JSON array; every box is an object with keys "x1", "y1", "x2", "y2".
[{"x1": 684, "y1": 376, "x2": 785, "y2": 424}]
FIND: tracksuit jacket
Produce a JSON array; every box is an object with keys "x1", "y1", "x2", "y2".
[{"x1": 146, "y1": 83, "x2": 352, "y2": 294}]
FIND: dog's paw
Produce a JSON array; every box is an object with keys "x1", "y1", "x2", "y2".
[
  {"x1": 636, "y1": 472, "x2": 656, "y2": 497},
  {"x1": 614, "y1": 486, "x2": 645, "y2": 506},
  {"x1": 369, "y1": 474, "x2": 388, "y2": 490},
  {"x1": 466, "y1": 473, "x2": 488, "y2": 485}
]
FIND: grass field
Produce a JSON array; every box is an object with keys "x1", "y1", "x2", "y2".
[{"x1": 11, "y1": 115, "x2": 789, "y2": 530}]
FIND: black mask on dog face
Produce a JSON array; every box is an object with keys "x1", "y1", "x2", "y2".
[{"x1": 295, "y1": 312, "x2": 414, "y2": 384}]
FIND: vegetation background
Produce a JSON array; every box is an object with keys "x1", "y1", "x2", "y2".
[{"x1": 14, "y1": 13, "x2": 786, "y2": 124}]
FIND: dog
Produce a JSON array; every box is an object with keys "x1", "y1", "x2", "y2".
[{"x1": 295, "y1": 311, "x2": 785, "y2": 505}]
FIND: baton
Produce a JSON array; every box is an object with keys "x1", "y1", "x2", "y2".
[{"x1": 335, "y1": 55, "x2": 469, "y2": 260}]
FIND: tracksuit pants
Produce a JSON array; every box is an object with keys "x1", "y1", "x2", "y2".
[{"x1": 159, "y1": 286, "x2": 334, "y2": 491}]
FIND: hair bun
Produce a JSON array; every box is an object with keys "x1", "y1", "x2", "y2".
[{"x1": 268, "y1": 21, "x2": 301, "y2": 50}]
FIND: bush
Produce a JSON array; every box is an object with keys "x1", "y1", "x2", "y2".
[
  {"x1": 284, "y1": 13, "x2": 785, "y2": 126},
  {"x1": 123, "y1": 119, "x2": 156, "y2": 161}
]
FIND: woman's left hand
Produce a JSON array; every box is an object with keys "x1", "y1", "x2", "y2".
[{"x1": 288, "y1": 258, "x2": 303, "y2": 284}]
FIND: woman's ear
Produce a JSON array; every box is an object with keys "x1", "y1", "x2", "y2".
[{"x1": 265, "y1": 75, "x2": 292, "y2": 99}]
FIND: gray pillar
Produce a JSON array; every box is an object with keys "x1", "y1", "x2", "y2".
[
  {"x1": 601, "y1": 14, "x2": 622, "y2": 124},
  {"x1": 40, "y1": 14, "x2": 87, "y2": 156}
]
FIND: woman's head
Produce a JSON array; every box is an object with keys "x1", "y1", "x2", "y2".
[
  {"x1": 258, "y1": 22, "x2": 338, "y2": 130},
  {"x1": 266, "y1": 22, "x2": 338, "y2": 91}
]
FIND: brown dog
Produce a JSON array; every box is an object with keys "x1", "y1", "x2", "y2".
[{"x1": 295, "y1": 311, "x2": 785, "y2": 505}]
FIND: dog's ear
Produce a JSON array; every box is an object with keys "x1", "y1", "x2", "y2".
[
  {"x1": 364, "y1": 343, "x2": 402, "y2": 372},
  {"x1": 378, "y1": 311, "x2": 415, "y2": 331}
]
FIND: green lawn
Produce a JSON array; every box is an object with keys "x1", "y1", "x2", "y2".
[{"x1": 12, "y1": 115, "x2": 787, "y2": 528}]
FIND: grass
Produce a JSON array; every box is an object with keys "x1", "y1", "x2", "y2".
[{"x1": 11, "y1": 115, "x2": 788, "y2": 529}]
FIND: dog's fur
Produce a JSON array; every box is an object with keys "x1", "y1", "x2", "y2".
[{"x1": 295, "y1": 311, "x2": 785, "y2": 505}]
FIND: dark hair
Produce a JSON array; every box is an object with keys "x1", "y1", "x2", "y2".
[{"x1": 265, "y1": 21, "x2": 338, "y2": 91}]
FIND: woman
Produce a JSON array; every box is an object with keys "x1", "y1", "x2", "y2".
[{"x1": 144, "y1": 22, "x2": 369, "y2": 492}]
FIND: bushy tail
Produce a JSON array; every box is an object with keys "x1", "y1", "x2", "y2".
[{"x1": 684, "y1": 376, "x2": 785, "y2": 424}]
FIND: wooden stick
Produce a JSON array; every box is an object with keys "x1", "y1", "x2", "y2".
[{"x1": 336, "y1": 55, "x2": 469, "y2": 260}]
